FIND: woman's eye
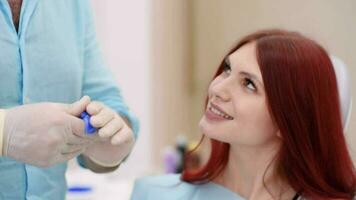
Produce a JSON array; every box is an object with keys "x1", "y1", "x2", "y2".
[
  {"x1": 223, "y1": 62, "x2": 231, "y2": 75},
  {"x1": 243, "y1": 78, "x2": 257, "y2": 91}
]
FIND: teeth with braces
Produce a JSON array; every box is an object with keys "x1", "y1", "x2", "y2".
[{"x1": 209, "y1": 106, "x2": 234, "y2": 120}]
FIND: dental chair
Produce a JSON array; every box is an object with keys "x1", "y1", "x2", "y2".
[{"x1": 331, "y1": 56, "x2": 353, "y2": 132}]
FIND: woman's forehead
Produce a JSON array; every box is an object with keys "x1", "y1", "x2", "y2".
[{"x1": 227, "y1": 42, "x2": 263, "y2": 82}]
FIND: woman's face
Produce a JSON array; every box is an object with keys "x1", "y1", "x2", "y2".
[{"x1": 199, "y1": 42, "x2": 279, "y2": 146}]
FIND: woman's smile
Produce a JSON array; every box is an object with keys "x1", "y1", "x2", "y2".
[{"x1": 205, "y1": 102, "x2": 234, "y2": 121}]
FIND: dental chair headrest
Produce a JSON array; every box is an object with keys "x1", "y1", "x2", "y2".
[{"x1": 330, "y1": 55, "x2": 353, "y2": 132}]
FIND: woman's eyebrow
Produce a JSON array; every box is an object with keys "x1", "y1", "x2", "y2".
[{"x1": 224, "y1": 57, "x2": 231, "y2": 66}]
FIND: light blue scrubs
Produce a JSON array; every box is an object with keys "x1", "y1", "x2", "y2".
[
  {"x1": 0, "y1": 0, "x2": 139, "y2": 199},
  {"x1": 131, "y1": 174, "x2": 244, "y2": 200}
]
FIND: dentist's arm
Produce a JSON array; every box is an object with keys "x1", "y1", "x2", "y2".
[{"x1": 78, "y1": 1, "x2": 138, "y2": 173}]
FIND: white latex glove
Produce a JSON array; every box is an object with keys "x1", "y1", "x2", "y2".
[
  {"x1": 2, "y1": 96, "x2": 95, "y2": 167},
  {"x1": 83, "y1": 101, "x2": 135, "y2": 167}
]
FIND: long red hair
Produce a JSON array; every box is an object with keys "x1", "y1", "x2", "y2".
[{"x1": 181, "y1": 29, "x2": 356, "y2": 199}]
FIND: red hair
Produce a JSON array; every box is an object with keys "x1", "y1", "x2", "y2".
[{"x1": 181, "y1": 29, "x2": 356, "y2": 199}]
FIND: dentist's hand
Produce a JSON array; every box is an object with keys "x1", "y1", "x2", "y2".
[
  {"x1": 2, "y1": 96, "x2": 94, "y2": 167},
  {"x1": 83, "y1": 101, "x2": 135, "y2": 167}
]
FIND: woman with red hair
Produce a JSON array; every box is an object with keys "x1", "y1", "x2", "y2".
[{"x1": 131, "y1": 29, "x2": 356, "y2": 200}]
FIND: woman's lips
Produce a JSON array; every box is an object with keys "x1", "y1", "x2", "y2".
[{"x1": 204, "y1": 103, "x2": 234, "y2": 122}]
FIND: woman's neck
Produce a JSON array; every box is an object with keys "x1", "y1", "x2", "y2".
[{"x1": 214, "y1": 139, "x2": 296, "y2": 200}]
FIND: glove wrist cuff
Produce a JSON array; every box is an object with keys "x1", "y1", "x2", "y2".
[{"x1": 88, "y1": 155, "x2": 122, "y2": 167}]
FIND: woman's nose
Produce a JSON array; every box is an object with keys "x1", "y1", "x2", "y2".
[{"x1": 210, "y1": 79, "x2": 231, "y2": 102}]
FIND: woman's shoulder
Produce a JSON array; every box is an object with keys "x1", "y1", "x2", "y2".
[
  {"x1": 130, "y1": 174, "x2": 197, "y2": 200},
  {"x1": 130, "y1": 174, "x2": 244, "y2": 200},
  {"x1": 134, "y1": 174, "x2": 185, "y2": 187}
]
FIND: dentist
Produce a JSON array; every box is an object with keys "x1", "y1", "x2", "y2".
[{"x1": 0, "y1": 0, "x2": 139, "y2": 199}]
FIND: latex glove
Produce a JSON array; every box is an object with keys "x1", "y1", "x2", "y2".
[
  {"x1": 2, "y1": 96, "x2": 95, "y2": 167},
  {"x1": 83, "y1": 101, "x2": 135, "y2": 167}
]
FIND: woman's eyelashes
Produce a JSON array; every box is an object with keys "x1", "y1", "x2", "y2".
[
  {"x1": 222, "y1": 61, "x2": 231, "y2": 75},
  {"x1": 243, "y1": 77, "x2": 257, "y2": 92}
]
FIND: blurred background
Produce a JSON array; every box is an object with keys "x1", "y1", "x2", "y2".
[{"x1": 66, "y1": 0, "x2": 356, "y2": 199}]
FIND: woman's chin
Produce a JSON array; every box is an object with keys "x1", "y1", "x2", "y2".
[
  {"x1": 198, "y1": 117, "x2": 209, "y2": 133},
  {"x1": 199, "y1": 117, "x2": 225, "y2": 141}
]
